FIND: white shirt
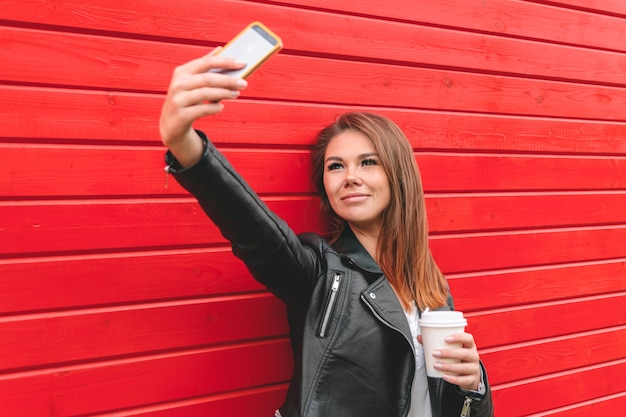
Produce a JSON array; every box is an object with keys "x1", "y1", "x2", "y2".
[{"x1": 404, "y1": 302, "x2": 433, "y2": 417}]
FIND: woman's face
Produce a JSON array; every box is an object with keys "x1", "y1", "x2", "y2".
[{"x1": 323, "y1": 130, "x2": 391, "y2": 234}]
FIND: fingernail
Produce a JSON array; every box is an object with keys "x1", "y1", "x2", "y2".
[
  {"x1": 445, "y1": 336, "x2": 454, "y2": 342},
  {"x1": 432, "y1": 350, "x2": 441, "y2": 357},
  {"x1": 230, "y1": 90, "x2": 240, "y2": 97},
  {"x1": 433, "y1": 362, "x2": 443, "y2": 370},
  {"x1": 237, "y1": 79, "x2": 248, "y2": 88}
]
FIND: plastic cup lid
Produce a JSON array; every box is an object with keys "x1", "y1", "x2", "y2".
[{"x1": 418, "y1": 310, "x2": 467, "y2": 327}]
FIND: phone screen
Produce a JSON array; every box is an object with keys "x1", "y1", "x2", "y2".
[{"x1": 215, "y1": 23, "x2": 281, "y2": 78}]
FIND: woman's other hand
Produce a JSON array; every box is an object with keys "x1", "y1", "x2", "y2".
[{"x1": 418, "y1": 332, "x2": 482, "y2": 391}]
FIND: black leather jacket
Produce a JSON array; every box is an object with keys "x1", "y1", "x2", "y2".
[{"x1": 166, "y1": 131, "x2": 494, "y2": 417}]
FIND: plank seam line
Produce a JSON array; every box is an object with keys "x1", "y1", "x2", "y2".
[
  {"x1": 522, "y1": 0, "x2": 626, "y2": 20},
  {"x1": 0, "y1": 195, "x2": 314, "y2": 207},
  {"x1": 490, "y1": 358, "x2": 626, "y2": 390},
  {"x1": 428, "y1": 191, "x2": 626, "y2": 198},
  {"x1": 0, "y1": 246, "x2": 234, "y2": 265},
  {"x1": 6, "y1": 190, "x2": 626, "y2": 207},
  {"x1": 6, "y1": 141, "x2": 626, "y2": 159}
]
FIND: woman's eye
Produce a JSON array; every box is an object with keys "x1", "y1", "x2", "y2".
[
  {"x1": 362, "y1": 158, "x2": 378, "y2": 166},
  {"x1": 327, "y1": 162, "x2": 343, "y2": 171}
]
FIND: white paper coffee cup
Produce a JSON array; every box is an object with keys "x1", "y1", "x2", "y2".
[{"x1": 418, "y1": 310, "x2": 467, "y2": 378}]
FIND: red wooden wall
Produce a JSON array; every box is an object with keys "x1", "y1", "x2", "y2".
[{"x1": 1, "y1": 0, "x2": 626, "y2": 415}]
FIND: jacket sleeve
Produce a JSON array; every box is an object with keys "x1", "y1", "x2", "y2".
[
  {"x1": 442, "y1": 362, "x2": 494, "y2": 417},
  {"x1": 165, "y1": 130, "x2": 320, "y2": 303}
]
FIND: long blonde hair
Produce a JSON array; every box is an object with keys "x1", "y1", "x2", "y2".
[{"x1": 311, "y1": 112, "x2": 448, "y2": 310}]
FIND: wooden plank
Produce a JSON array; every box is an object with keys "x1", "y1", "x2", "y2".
[
  {"x1": 0, "y1": 249, "x2": 264, "y2": 315},
  {"x1": 427, "y1": 192, "x2": 626, "y2": 233},
  {"x1": 101, "y1": 385, "x2": 287, "y2": 417},
  {"x1": 0, "y1": 294, "x2": 287, "y2": 371},
  {"x1": 3, "y1": 207, "x2": 626, "y2": 275},
  {"x1": 417, "y1": 153, "x2": 626, "y2": 193},
  {"x1": 481, "y1": 326, "x2": 626, "y2": 385},
  {"x1": 0, "y1": 86, "x2": 163, "y2": 143},
  {"x1": 3, "y1": 27, "x2": 626, "y2": 120},
  {"x1": 0, "y1": 145, "x2": 312, "y2": 198},
  {"x1": 0, "y1": 0, "x2": 275, "y2": 44},
  {"x1": 533, "y1": 0, "x2": 626, "y2": 17},
  {"x1": 3, "y1": 193, "x2": 626, "y2": 256},
  {"x1": 449, "y1": 259, "x2": 626, "y2": 312},
  {"x1": 431, "y1": 226, "x2": 626, "y2": 274},
  {"x1": 2, "y1": 0, "x2": 626, "y2": 55},
  {"x1": 3, "y1": 145, "x2": 626, "y2": 198},
  {"x1": 1, "y1": 239, "x2": 624, "y2": 315},
  {"x1": 0, "y1": 26, "x2": 194, "y2": 91},
  {"x1": 3, "y1": 86, "x2": 626, "y2": 156},
  {"x1": 0, "y1": 339, "x2": 293, "y2": 416},
  {"x1": 0, "y1": 198, "x2": 319, "y2": 255},
  {"x1": 467, "y1": 293, "x2": 626, "y2": 348},
  {"x1": 492, "y1": 360, "x2": 626, "y2": 416},
  {"x1": 2, "y1": 251, "x2": 623, "y2": 318},
  {"x1": 533, "y1": 392, "x2": 626, "y2": 417},
  {"x1": 265, "y1": 0, "x2": 626, "y2": 52}
]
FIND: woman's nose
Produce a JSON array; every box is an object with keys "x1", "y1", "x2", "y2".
[{"x1": 344, "y1": 168, "x2": 361, "y2": 186}]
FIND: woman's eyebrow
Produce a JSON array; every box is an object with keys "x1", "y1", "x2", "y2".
[{"x1": 325, "y1": 152, "x2": 378, "y2": 163}]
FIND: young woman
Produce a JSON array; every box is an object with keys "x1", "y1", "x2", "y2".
[{"x1": 160, "y1": 53, "x2": 494, "y2": 417}]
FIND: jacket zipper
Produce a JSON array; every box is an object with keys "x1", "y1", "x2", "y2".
[
  {"x1": 164, "y1": 165, "x2": 171, "y2": 188},
  {"x1": 460, "y1": 396, "x2": 472, "y2": 417},
  {"x1": 318, "y1": 272, "x2": 342, "y2": 337}
]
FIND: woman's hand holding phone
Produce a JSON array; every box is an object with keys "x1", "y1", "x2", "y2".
[
  {"x1": 159, "y1": 52, "x2": 248, "y2": 168},
  {"x1": 160, "y1": 22, "x2": 282, "y2": 167}
]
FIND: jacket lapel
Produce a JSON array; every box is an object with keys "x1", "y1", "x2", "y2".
[{"x1": 333, "y1": 227, "x2": 414, "y2": 342}]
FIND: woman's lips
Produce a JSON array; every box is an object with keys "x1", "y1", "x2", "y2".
[{"x1": 341, "y1": 193, "x2": 369, "y2": 202}]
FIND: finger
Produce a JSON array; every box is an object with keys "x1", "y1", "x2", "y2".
[
  {"x1": 445, "y1": 332, "x2": 475, "y2": 347},
  {"x1": 435, "y1": 361, "x2": 481, "y2": 391},
  {"x1": 434, "y1": 360, "x2": 479, "y2": 376},
  {"x1": 176, "y1": 73, "x2": 247, "y2": 98},
  {"x1": 433, "y1": 347, "x2": 479, "y2": 363},
  {"x1": 174, "y1": 86, "x2": 242, "y2": 109},
  {"x1": 441, "y1": 372, "x2": 481, "y2": 391},
  {"x1": 179, "y1": 53, "x2": 246, "y2": 76}
]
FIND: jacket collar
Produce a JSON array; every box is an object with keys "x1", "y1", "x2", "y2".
[{"x1": 333, "y1": 226, "x2": 382, "y2": 274}]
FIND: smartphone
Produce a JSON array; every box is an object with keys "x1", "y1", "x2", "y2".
[{"x1": 212, "y1": 22, "x2": 283, "y2": 79}]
